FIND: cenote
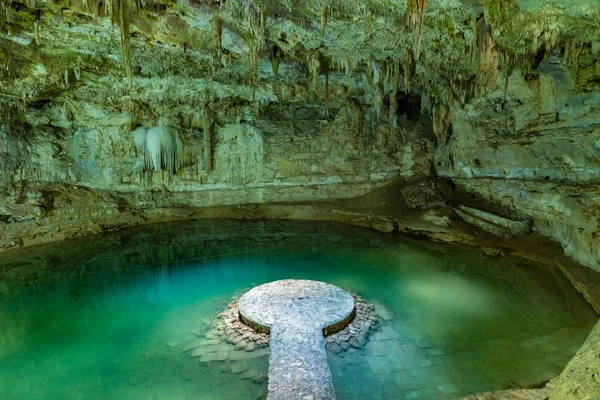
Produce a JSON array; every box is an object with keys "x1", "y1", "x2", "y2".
[{"x1": 0, "y1": 220, "x2": 595, "y2": 400}]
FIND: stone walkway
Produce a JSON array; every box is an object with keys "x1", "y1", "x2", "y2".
[{"x1": 238, "y1": 280, "x2": 355, "y2": 400}]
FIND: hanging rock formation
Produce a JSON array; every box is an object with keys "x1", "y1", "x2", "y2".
[{"x1": 0, "y1": 0, "x2": 598, "y2": 270}]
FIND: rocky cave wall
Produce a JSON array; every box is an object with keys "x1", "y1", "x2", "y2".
[
  {"x1": 1, "y1": 0, "x2": 599, "y2": 271},
  {"x1": 0, "y1": 92, "x2": 431, "y2": 206},
  {"x1": 436, "y1": 58, "x2": 600, "y2": 271}
]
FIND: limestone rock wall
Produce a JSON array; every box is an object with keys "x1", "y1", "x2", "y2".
[
  {"x1": 0, "y1": 89, "x2": 434, "y2": 218},
  {"x1": 1, "y1": 0, "x2": 600, "y2": 271},
  {"x1": 436, "y1": 61, "x2": 600, "y2": 271}
]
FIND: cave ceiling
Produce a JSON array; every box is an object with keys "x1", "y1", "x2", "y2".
[{"x1": 0, "y1": 0, "x2": 598, "y2": 124}]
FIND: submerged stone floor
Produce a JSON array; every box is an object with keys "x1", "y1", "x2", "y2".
[
  {"x1": 2, "y1": 216, "x2": 597, "y2": 399},
  {"x1": 165, "y1": 285, "x2": 591, "y2": 400},
  {"x1": 164, "y1": 296, "x2": 588, "y2": 400},
  {"x1": 238, "y1": 280, "x2": 355, "y2": 400}
]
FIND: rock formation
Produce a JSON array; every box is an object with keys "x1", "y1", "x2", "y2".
[
  {"x1": 1, "y1": 6, "x2": 599, "y2": 395},
  {"x1": 0, "y1": 0, "x2": 598, "y2": 262}
]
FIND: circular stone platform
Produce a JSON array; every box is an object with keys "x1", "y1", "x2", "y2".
[
  {"x1": 238, "y1": 279, "x2": 356, "y2": 334},
  {"x1": 238, "y1": 279, "x2": 356, "y2": 399}
]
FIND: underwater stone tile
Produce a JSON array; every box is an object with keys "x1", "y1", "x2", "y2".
[
  {"x1": 387, "y1": 358, "x2": 413, "y2": 372},
  {"x1": 400, "y1": 342, "x2": 420, "y2": 352},
  {"x1": 393, "y1": 371, "x2": 433, "y2": 391},
  {"x1": 416, "y1": 358, "x2": 433, "y2": 368},
  {"x1": 396, "y1": 336, "x2": 415, "y2": 346},
  {"x1": 425, "y1": 347, "x2": 445, "y2": 357},
  {"x1": 372, "y1": 326, "x2": 400, "y2": 341},
  {"x1": 512, "y1": 370, "x2": 543, "y2": 387},
  {"x1": 372, "y1": 303, "x2": 394, "y2": 321},
  {"x1": 387, "y1": 340, "x2": 404, "y2": 353},
  {"x1": 415, "y1": 340, "x2": 434, "y2": 349},
  {"x1": 228, "y1": 348, "x2": 270, "y2": 361},
  {"x1": 199, "y1": 351, "x2": 229, "y2": 363},
  {"x1": 240, "y1": 368, "x2": 262, "y2": 381},
  {"x1": 400, "y1": 350, "x2": 427, "y2": 363},
  {"x1": 431, "y1": 374, "x2": 454, "y2": 385},
  {"x1": 191, "y1": 343, "x2": 232, "y2": 357},
  {"x1": 182, "y1": 340, "x2": 202, "y2": 352},
  {"x1": 531, "y1": 335, "x2": 553, "y2": 345},
  {"x1": 400, "y1": 386, "x2": 442, "y2": 400},
  {"x1": 518, "y1": 338, "x2": 537, "y2": 348},
  {"x1": 230, "y1": 360, "x2": 250, "y2": 374},
  {"x1": 367, "y1": 340, "x2": 394, "y2": 357},
  {"x1": 380, "y1": 325, "x2": 401, "y2": 336},
  {"x1": 540, "y1": 343, "x2": 560, "y2": 352},
  {"x1": 436, "y1": 383, "x2": 459, "y2": 395},
  {"x1": 565, "y1": 345, "x2": 582, "y2": 354},
  {"x1": 367, "y1": 357, "x2": 390, "y2": 374},
  {"x1": 380, "y1": 353, "x2": 401, "y2": 364}
]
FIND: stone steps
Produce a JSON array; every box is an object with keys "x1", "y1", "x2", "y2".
[{"x1": 454, "y1": 205, "x2": 532, "y2": 238}]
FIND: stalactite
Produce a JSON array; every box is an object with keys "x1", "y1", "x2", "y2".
[
  {"x1": 251, "y1": 45, "x2": 258, "y2": 99},
  {"x1": 372, "y1": 60, "x2": 383, "y2": 119},
  {"x1": 389, "y1": 61, "x2": 400, "y2": 129},
  {"x1": 247, "y1": 1, "x2": 264, "y2": 47},
  {"x1": 432, "y1": 101, "x2": 450, "y2": 145},
  {"x1": 383, "y1": 59, "x2": 391, "y2": 84},
  {"x1": 110, "y1": 0, "x2": 132, "y2": 88},
  {"x1": 203, "y1": 105, "x2": 212, "y2": 172},
  {"x1": 73, "y1": 59, "x2": 81, "y2": 80},
  {"x1": 475, "y1": 16, "x2": 498, "y2": 97},
  {"x1": 132, "y1": 126, "x2": 183, "y2": 174},
  {"x1": 564, "y1": 38, "x2": 584, "y2": 70},
  {"x1": 34, "y1": 21, "x2": 40, "y2": 46},
  {"x1": 403, "y1": 49, "x2": 415, "y2": 90},
  {"x1": 2, "y1": 0, "x2": 11, "y2": 24},
  {"x1": 271, "y1": 45, "x2": 282, "y2": 76},
  {"x1": 414, "y1": 0, "x2": 427, "y2": 61},
  {"x1": 132, "y1": 127, "x2": 148, "y2": 168},
  {"x1": 212, "y1": 16, "x2": 223, "y2": 59},
  {"x1": 104, "y1": 0, "x2": 112, "y2": 18},
  {"x1": 407, "y1": 0, "x2": 418, "y2": 29},
  {"x1": 407, "y1": 0, "x2": 428, "y2": 60},
  {"x1": 309, "y1": 52, "x2": 320, "y2": 99},
  {"x1": 343, "y1": 57, "x2": 354, "y2": 76},
  {"x1": 324, "y1": 64, "x2": 330, "y2": 119},
  {"x1": 260, "y1": 6, "x2": 266, "y2": 32},
  {"x1": 321, "y1": 5, "x2": 328, "y2": 37},
  {"x1": 503, "y1": 67, "x2": 511, "y2": 98},
  {"x1": 353, "y1": 101, "x2": 362, "y2": 136}
]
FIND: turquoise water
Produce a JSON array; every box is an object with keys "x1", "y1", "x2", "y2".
[{"x1": 0, "y1": 220, "x2": 596, "y2": 400}]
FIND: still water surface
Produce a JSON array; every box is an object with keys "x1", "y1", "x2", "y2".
[{"x1": 0, "y1": 220, "x2": 595, "y2": 399}]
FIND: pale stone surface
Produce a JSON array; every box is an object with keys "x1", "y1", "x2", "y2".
[{"x1": 238, "y1": 280, "x2": 355, "y2": 400}]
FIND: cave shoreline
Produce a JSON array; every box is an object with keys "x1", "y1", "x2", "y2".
[
  {"x1": 1, "y1": 179, "x2": 599, "y2": 400},
  {"x1": 1, "y1": 177, "x2": 598, "y2": 312}
]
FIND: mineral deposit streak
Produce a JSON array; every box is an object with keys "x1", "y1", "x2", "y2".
[{"x1": 238, "y1": 280, "x2": 356, "y2": 400}]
